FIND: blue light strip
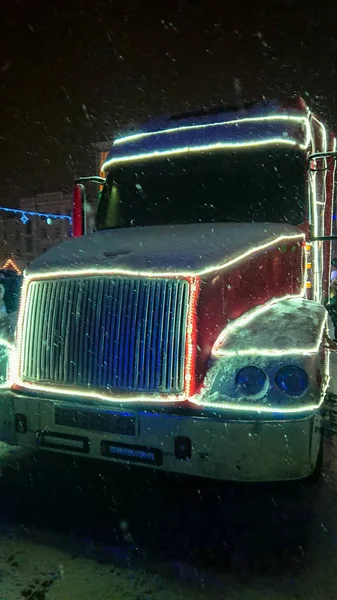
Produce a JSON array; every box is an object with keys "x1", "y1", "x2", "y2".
[
  {"x1": 0, "y1": 206, "x2": 72, "y2": 224},
  {"x1": 108, "y1": 445, "x2": 155, "y2": 462}
]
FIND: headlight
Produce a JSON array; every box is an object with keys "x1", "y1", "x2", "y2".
[
  {"x1": 236, "y1": 366, "x2": 268, "y2": 398},
  {"x1": 275, "y1": 366, "x2": 309, "y2": 397}
]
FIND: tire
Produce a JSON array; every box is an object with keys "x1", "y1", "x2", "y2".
[{"x1": 306, "y1": 437, "x2": 323, "y2": 483}]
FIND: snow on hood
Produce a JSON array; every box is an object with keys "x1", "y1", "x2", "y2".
[
  {"x1": 27, "y1": 222, "x2": 302, "y2": 276},
  {"x1": 217, "y1": 298, "x2": 326, "y2": 352}
]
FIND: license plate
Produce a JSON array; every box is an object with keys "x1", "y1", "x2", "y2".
[{"x1": 54, "y1": 406, "x2": 137, "y2": 436}]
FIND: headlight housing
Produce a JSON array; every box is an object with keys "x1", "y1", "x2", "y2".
[
  {"x1": 235, "y1": 366, "x2": 268, "y2": 399},
  {"x1": 275, "y1": 366, "x2": 309, "y2": 397}
]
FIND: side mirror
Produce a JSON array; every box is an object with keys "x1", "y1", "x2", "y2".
[
  {"x1": 72, "y1": 176, "x2": 106, "y2": 238},
  {"x1": 72, "y1": 183, "x2": 86, "y2": 237}
]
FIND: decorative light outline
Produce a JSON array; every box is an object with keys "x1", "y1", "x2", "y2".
[
  {"x1": 324, "y1": 325, "x2": 331, "y2": 397},
  {"x1": 102, "y1": 138, "x2": 309, "y2": 170},
  {"x1": 193, "y1": 300, "x2": 329, "y2": 413},
  {"x1": 190, "y1": 392, "x2": 326, "y2": 414},
  {"x1": 23, "y1": 232, "x2": 305, "y2": 281},
  {"x1": 14, "y1": 273, "x2": 197, "y2": 404},
  {"x1": 184, "y1": 276, "x2": 200, "y2": 397},
  {"x1": 309, "y1": 116, "x2": 328, "y2": 303},
  {"x1": 1, "y1": 258, "x2": 22, "y2": 275},
  {"x1": 12, "y1": 381, "x2": 185, "y2": 404},
  {"x1": 213, "y1": 292, "x2": 307, "y2": 351},
  {"x1": 193, "y1": 317, "x2": 330, "y2": 415},
  {"x1": 12, "y1": 109, "x2": 330, "y2": 414},
  {"x1": 113, "y1": 114, "x2": 311, "y2": 146},
  {"x1": 315, "y1": 116, "x2": 327, "y2": 302},
  {"x1": 13, "y1": 233, "x2": 306, "y2": 403},
  {"x1": 328, "y1": 136, "x2": 337, "y2": 286}
]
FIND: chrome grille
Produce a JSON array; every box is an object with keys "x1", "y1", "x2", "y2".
[{"x1": 20, "y1": 277, "x2": 190, "y2": 394}]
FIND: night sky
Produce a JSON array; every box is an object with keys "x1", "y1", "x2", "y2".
[{"x1": 1, "y1": 0, "x2": 337, "y2": 204}]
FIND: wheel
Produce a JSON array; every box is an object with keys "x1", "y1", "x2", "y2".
[{"x1": 306, "y1": 437, "x2": 323, "y2": 483}]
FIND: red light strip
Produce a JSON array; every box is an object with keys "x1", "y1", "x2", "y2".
[{"x1": 184, "y1": 276, "x2": 200, "y2": 397}]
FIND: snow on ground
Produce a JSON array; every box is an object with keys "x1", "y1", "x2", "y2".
[{"x1": 1, "y1": 441, "x2": 337, "y2": 599}]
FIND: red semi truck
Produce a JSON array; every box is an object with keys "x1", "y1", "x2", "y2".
[{"x1": 0, "y1": 96, "x2": 336, "y2": 481}]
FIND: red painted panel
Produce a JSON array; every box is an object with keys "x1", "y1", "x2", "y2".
[
  {"x1": 194, "y1": 240, "x2": 304, "y2": 388},
  {"x1": 323, "y1": 133, "x2": 336, "y2": 298},
  {"x1": 72, "y1": 184, "x2": 84, "y2": 238}
]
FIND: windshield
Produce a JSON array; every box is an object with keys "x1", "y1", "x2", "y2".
[{"x1": 96, "y1": 146, "x2": 306, "y2": 230}]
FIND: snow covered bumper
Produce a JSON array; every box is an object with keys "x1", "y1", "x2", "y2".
[{"x1": 0, "y1": 392, "x2": 322, "y2": 482}]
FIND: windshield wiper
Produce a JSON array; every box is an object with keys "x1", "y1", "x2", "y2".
[{"x1": 220, "y1": 217, "x2": 245, "y2": 223}]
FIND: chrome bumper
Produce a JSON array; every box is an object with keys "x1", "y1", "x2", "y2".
[{"x1": 0, "y1": 392, "x2": 322, "y2": 482}]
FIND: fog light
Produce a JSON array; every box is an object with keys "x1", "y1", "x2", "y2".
[
  {"x1": 175, "y1": 436, "x2": 192, "y2": 460},
  {"x1": 36, "y1": 431, "x2": 90, "y2": 453},
  {"x1": 15, "y1": 413, "x2": 27, "y2": 433}
]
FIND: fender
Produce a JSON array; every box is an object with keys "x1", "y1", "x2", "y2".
[{"x1": 193, "y1": 298, "x2": 329, "y2": 413}]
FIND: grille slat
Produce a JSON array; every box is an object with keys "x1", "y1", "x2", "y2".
[
  {"x1": 44, "y1": 283, "x2": 56, "y2": 381},
  {"x1": 97, "y1": 278, "x2": 108, "y2": 388},
  {"x1": 173, "y1": 283, "x2": 189, "y2": 391},
  {"x1": 145, "y1": 283, "x2": 156, "y2": 390},
  {"x1": 20, "y1": 276, "x2": 190, "y2": 394},
  {"x1": 23, "y1": 284, "x2": 36, "y2": 378},
  {"x1": 74, "y1": 282, "x2": 84, "y2": 385},
  {"x1": 118, "y1": 279, "x2": 130, "y2": 388},
  {"x1": 49, "y1": 285, "x2": 58, "y2": 381},
  {"x1": 167, "y1": 284, "x2": 178, "y2": 391},
  {"x1": 68, "y1": 281, "x2": 80, "y2": 384},
  {"x1": 81, "y1": 281, "x2": 91, "y2": 385},
  {"x1": 138, "y1": 283, "x2": 150, "y2": 390},
  {"x1": 88, "y1": 279, "x2": 99, "y2": 386}
]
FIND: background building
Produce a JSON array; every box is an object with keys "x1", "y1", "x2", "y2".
[
  {"x1": 0, "y1": 191, "x2": 72, "y2": 265},
  {"x1": 0, "y1": 138, "x2": 119, "y2": 266},
  {"x1": 0, "y1": 141, "x2": 111, "y2": 266}
]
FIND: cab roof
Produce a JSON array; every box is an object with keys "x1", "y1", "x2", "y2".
[{"x1": 102, "y1": 96, "x2": 311, "y2": 171}]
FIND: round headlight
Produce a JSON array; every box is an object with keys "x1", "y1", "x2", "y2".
[
  {"x1": 236, "y1": 366, "x2": 268, "y2": 398},
  {"x1": 275, "y1": 366, "x2": 309, "y2": 397}
]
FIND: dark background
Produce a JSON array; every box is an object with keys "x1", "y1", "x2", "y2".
[{"x1": 1, "y1": 0, "x2": 336, "y2": 202}]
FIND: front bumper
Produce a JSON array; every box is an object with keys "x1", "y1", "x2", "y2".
[{"x1": 0, "y1": 391, "x2": 322, "y2": 482}]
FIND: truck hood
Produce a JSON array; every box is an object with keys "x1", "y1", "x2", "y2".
[{"x1": 27, "y1": 222, "x2": 303, "y2": 276}]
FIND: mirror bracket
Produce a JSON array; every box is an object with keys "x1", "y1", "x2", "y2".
[
  {"x1": 74, "y1": 176, "x2": 106, "y2": 185},
  {"x1": 310, "y1": 236, "x2": 337, "y2": 242}
]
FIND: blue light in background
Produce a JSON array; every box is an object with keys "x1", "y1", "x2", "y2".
[{"x1": 0, "y1": 206, "x2": 71, "y2": 224}]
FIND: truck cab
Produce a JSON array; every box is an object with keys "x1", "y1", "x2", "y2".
[{"x1": 1, "y1": 96, "x2": 336, "y2": 481}]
